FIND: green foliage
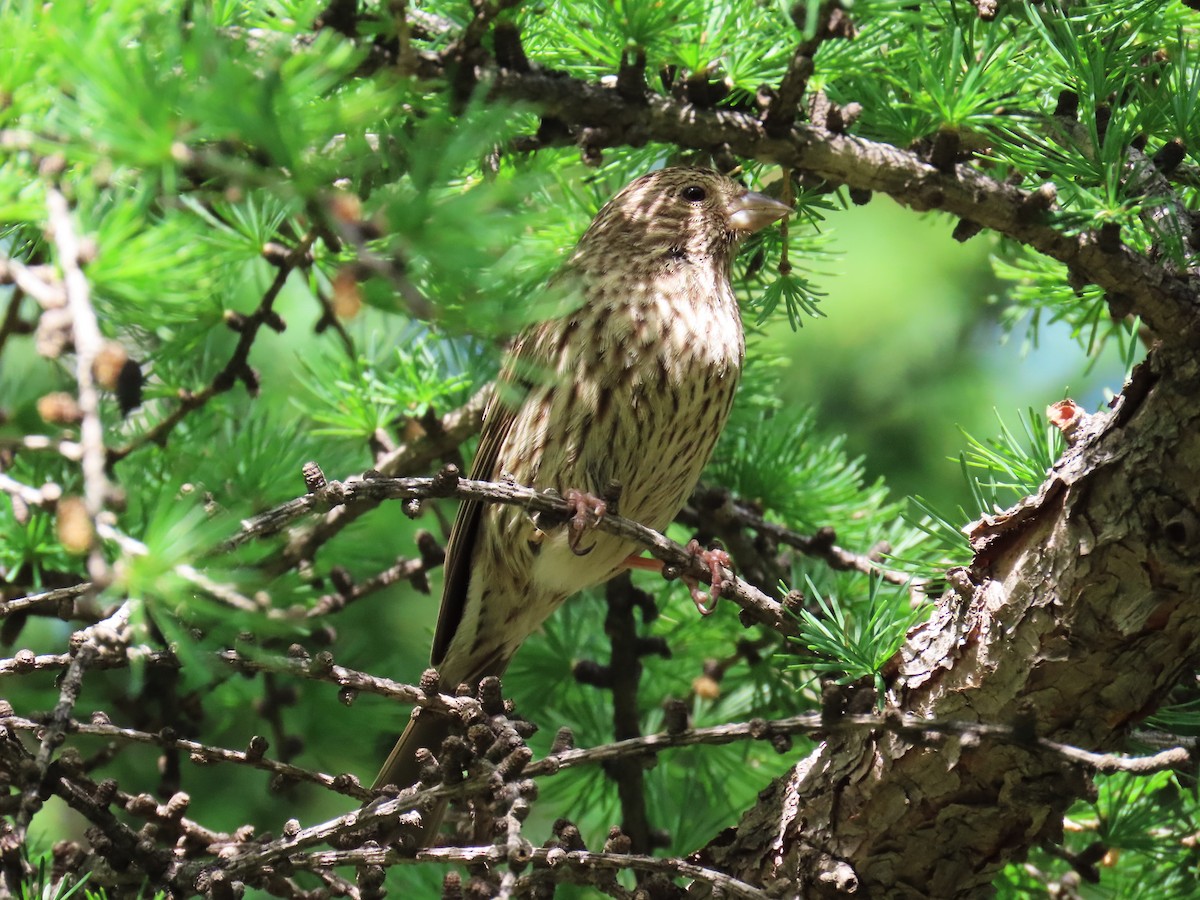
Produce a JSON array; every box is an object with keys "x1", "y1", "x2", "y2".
[
  {"x1": 999, "y1": 770, "x2": 1199, "y2": 899},
  {"x1": 898, "y1": 493, "x2": 974, "y2": 581},
  {"x1": 960, "y1": 407, "x2": 1064, "y2": 513},
  {"x1": 789, "y1": 574, "x2": 920, "y2": 697},
  {"x1": 522, "y1": 0, "x2": 793, "y2": 96},
  {"x1": 821, "y1": 0, "x2": 1192, "y2": 355},
  {"x1": 990, "y1": 245, "x2": 1112, "y2": 354},
  {"x1": 710, "y1": 403, "x2": 894, "y2": 538},
  {"x1": 10, "y1": 858, "x2": 92, "y2": 900},
  {"x1": 734, "y1": 183, "x2": 836, "y2": 330},
  {"x1": 751, "y1": 270, "x2": 826, "y2": 328},
  {"x1": 0, "y1": 452, "x2": 82, "y2": 587},
  {"x1": 896, "y1": 408, "x2": 1067, "y2": 580},
  {"x1": 1146, "y1": 693, "x2": 1200, "y2": 738},
  {"x1": 0, "y1": 0, "x2": 1192, "y2": 895},
  {"x1": 879, "y1": 13, "x2": 1029, "y2": 145},
  {"x1": 299, "y1": 330, "x2": 481, "y2": 439},
  {"x1": 1, "y1": 506, "x2": 78, "y2": 590}
]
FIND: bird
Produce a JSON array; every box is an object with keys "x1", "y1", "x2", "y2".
[{"x1": 375, "y1": 166, "x2": 791, "y2": 800}]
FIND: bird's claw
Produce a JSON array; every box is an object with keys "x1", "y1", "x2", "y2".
[
  {"x1": 685, "y1": 539, "x2": 732, "y2": 616},
  {"x1": 564, "y1": 489, "x2": 606, "y2": 556}
]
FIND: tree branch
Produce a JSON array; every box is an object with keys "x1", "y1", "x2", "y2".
[
  {"x1": 232, "y1": 388, "x2": 487, "y2": 572},
  {"x1": 233, "y1": 468, "x2": 800, "y2": 637},
  {"x1": 698, "y1": 347, "x2": 1200, "y2": 894},
  {"x1": 482, "y1": 67, "x2": 1200, "y2": 346},
  {"x1": 46, "y1": 189, "x2": 110, "y2": 582}
]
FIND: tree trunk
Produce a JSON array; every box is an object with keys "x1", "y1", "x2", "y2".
[{"x1": 697, "y1": 345, "x2": 1200, "y2": 897}]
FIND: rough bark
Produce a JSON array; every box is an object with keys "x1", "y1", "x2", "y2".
[{"x1": 695, "y1": 345, "x2": 1200, "y2": 897}]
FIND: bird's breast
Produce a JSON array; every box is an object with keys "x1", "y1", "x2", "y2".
[{"x1": 504, "y1": 274, "x2": 743, "y2": 596}]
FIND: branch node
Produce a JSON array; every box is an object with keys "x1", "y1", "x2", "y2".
[
  {"x1": 1097, "y1": 221, "x2": 1123, "y2": 254},
  {"x1": 432, "y1": 464, "x2": 461, "y2": 496},
  {"x1": 616, "y1": 47, "x2": 647, "y2": 103},
  {"x1": 952, "y1": 218, "x2": 983, "y2": 243},
  {"x1": 1018, "y1": 182, "x2": 1058, "y2": 224},
  {"x1": 493, "y1": 21, "x2": 529, "y2": 73},
  {"x1": 302, "y1": 461, "x2": 327, "y2": 493},
  {"x1": 1054, "y1": 89, "x2": 1079, "y2": 120},
  {"x1": 662, "y1": 698, "x2": 689, "y2": 735},
  {"x1": 1153, "y1": 137, "x2": 1186, "y2": 175}
]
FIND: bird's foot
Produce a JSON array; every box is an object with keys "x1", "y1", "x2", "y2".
[
  {"x1": 685, "y1": 540, "x2": 732, "y2": 616},
  {"x1": 564, "y1": 488, "x2": 607, "y2": 556},
  {"x1": 622, "y1": 543, "x2": 732, "y2": 615}
]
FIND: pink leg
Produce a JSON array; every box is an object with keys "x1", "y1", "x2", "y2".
[
  {"x1": 620, "y1": 543, "x2": 733, "y2": 616},
  {"x1": 685, "y1": 539, "x2": 732, "y2": 616}
]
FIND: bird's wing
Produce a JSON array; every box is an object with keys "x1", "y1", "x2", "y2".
[
  {"x1": 430, "y1": 270, "x2": 587, "y2": 671},
  {"x1": 430, "y1": 388, "x2": 507, "y2": 667},
  {"x1": 430, "y1": 328, "x2": 549, "y2": 669}
]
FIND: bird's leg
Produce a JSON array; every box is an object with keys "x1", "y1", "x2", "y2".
[
  {"x1": 686, "y1": 540, "x2": 733, "y2": 615},
  {"x1": 623, "y1": 541, "x2": 732, "y2": 616},
  {"x1": 563, "y1": 488, "x2": 607, "y2": 556}
]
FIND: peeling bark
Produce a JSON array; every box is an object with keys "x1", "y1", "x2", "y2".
[{"x1": 695, "y1": 347, "x2": 1200, "y2": 897}]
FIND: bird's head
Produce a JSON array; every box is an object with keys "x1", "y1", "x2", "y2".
[{"x1": 575, "y1": 167, "x2": 792, "y2": 269}]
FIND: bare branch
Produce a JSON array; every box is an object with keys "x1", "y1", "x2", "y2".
[
  {"x1": 304, "y1": 846, "x2": 772, "y2": 900},
  {"x1": 223, "y1": 388, "x2": 487, "y2": 568},
  {"x1": 1, "y1": 713, "x2": 374, "y2": 801},
  {"x1": 762, "y1": 1, "x2": 851, "y2": 139},
  {"x1": 18, "y1": 603, "x2": 132, "y2": 830},
  {"x1": 683, "y1": 487, "x2": 909, "y2": 585},
  {"x1": 0, "y1": 472, "x2": 58, "y2": 510},
  {"x1": 0, "y1": 256, "x2": 66, "y2": 308},
  {"x1": 234, "y1": 469, "x2": 800, "y2": 637},
  {"x1": 46, "y1": 189, "x2": 110, "y2": 582}
]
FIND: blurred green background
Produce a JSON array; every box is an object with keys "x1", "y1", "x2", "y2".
[{"x1": 768, "y1": 196, "x2": 1127, "y2": 512}]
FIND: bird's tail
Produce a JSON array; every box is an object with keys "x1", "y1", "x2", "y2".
[
  {"x1": 374, "y1": 656, "x2": 513, "y2": 840},
  {"x1": 373, "y1": 711, "x2": 453, "y2": 844},
  {"x1": 374, "y1": 709, "x2": 453, "y2": 792}
]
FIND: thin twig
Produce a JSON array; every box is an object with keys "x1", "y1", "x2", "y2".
[
  {"x1": 0, "y1": 472, "x2": 56, "y2": 509},
  {"x1": 18, "y1": 603, "x2": 132, "y2": 829},
  {"x1": 526, "y1": 712, "x2": 1195, "y2": 779},
  {"x1": 255, "y1": 388, "x2": 488, "y2": 572},
  {"x1": 300, "y1": 845, "x2": 773, "y2": 900},
  {"x1": 683, "y1": 488, "x2": 910, "y2": 585},
  {"x1": 105, "y1": 235, "x2": 315, "y2": 467},
  {"x1": 0, "y1": 256, "x2": 66, "y2": 308},
  {"x1": 307, "y1": 549, "x2": 443, "y2": 617},
  {"x1": 0, "y1": 582, "x2": 101, "y2": 624},
  {"x1": 0, "y1": 642, "x2": 474, "y2": 717},
  {"x1": 0, "y1": 433, "x2": 83, "y2": 459},
  {"x1": 233, "y1": 470, "x2": 800, "y2": 637},
  {"x1": 0, "y1": 713, "x2": 374, "y2": 801},
  {"x1": 762, "y1": 0, "x2": 846, "y2": 138},
  {"x1": 0, "y1": 645, "x2": 173, "y2": 676},
  {"x1": 47, "y1": 189, "x2": 110, "y2": 582}
]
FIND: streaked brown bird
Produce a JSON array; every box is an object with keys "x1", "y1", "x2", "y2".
[{"x1": 376, "y1": 167, "x2": 790, "y2": 795}]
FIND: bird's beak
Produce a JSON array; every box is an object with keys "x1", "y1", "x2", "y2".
[{"x1": 728, "y1": 191, "x2": 792, "y2": 233}]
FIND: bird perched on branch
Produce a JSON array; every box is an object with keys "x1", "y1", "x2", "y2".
[{"x1": 376, "y1": 166, "x2": 790, "y2": 798}]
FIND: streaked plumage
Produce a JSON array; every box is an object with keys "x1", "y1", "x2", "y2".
[{"x1": 377, "y1": 167, "x2": 790, "y2": 793}]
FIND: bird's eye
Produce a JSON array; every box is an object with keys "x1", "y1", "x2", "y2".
[{"x1": 681, "y1": 185, "x2": 708, "y2": 203}]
